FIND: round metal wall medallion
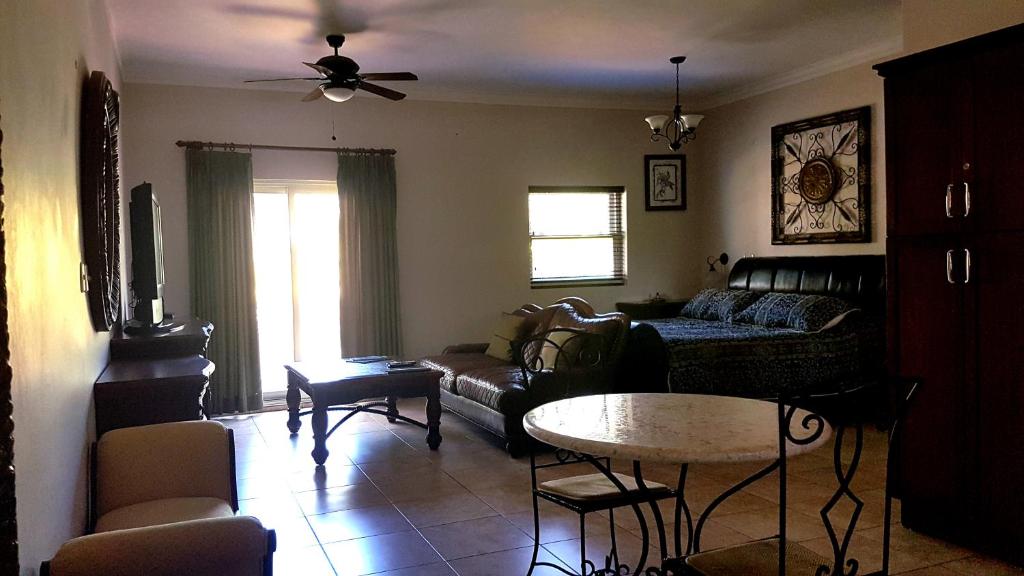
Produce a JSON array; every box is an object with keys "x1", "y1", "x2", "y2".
[{"x1": 798, "y1": 157, "x2": 838, "y2": 205}]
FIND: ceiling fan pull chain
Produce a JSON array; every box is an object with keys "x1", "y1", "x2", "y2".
[{"x1": 331, "y1": 115, "x2": 337, "y2": 141}]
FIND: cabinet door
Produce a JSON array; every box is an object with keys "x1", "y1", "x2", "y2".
[
  {"x1": 968, "y1": 232, "x2": 1024, "y2": 563},
  {"x1": 888, "y1": 237, "x2": 970, "y2": 536},
  {"x1": 884, "y1": 60, "x2": 967, "y2": 237},
  {"x1": 970, "y1": 37, "x2": 1024, "y2": 233}
]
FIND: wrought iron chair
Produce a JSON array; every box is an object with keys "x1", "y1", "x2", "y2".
[
  {"x1": 517, "y1": 328, "x2": 676, "y2": 576},
  {"x1": 682, "y1": 379, "x2": 921, "y2": 576}
]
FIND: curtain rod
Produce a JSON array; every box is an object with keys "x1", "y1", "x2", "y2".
[{"x1": 175, "y1": 140, "x2": 396, "y2": 156}]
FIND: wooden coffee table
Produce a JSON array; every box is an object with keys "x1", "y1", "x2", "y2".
[{"x1": 284, "y1": 359, "x2": 443, "y2": 466}]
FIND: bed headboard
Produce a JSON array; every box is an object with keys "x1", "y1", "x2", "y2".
[{"x1": 727, "y1": 255, "x2": 886, "y2": 314}]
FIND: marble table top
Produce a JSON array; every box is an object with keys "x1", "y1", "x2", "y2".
[{"x1": 523, "y1": 393, "x2": 832, "y2": 464}]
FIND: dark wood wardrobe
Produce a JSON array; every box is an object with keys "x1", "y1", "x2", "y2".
[{"x1": 876, "y1": 23, "x2": 1024, "y2": 565}]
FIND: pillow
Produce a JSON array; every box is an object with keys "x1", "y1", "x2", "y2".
[
  {"x1": 680, "y1": 289, "x2": 764, "y2": 322},
  {"x1": 733, "y1": 292, "x2": 858, "y2": 332},
  {"x1": 537, "y1": 329, "x2": 580, "y2": 370},
  {"x1": 484, "y1": 313, "x2": 528, "y2": 361}
]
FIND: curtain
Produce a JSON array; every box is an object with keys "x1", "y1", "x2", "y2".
[
  {"x1": 186, "y1": 149, "x2": 262, "y2": 413},
  {"x1": 337, "y1": 153, "x2": 402, "y2": 357}
]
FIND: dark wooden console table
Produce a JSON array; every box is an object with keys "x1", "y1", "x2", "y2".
[
  {"x1": 95, "y1": 318, "x2": 215, "y2": 437},
  {"x1": 94, "y1": 355, "x2": 214, "y2": 437}
]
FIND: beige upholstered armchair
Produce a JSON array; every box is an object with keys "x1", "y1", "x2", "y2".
[{"x1": 42, "y1": 421, "x2": 276, "y2": 575}]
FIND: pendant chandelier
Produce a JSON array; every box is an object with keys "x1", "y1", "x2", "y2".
[{"x1": 645, "y1": 56, "x2": 704, "y2": 151}]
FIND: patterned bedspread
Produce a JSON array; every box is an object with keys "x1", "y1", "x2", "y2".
[{"x1": 644, "y1": 316, "x2": 883, "y2": 398}]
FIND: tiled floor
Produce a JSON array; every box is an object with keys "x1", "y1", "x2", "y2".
[{"x1": 220, "y1": 400, "x2": 1023, "y2": 576}]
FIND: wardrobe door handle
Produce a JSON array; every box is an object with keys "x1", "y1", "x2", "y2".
[
  {"x1": 945, "y1": 184, "x2": 954, "y2": 218},
  {"x1": 963, "y1": 182, "x2": 971, "y2": 217},
  {"x1": 946, "y1": 250, "x2": 955, "y2": 284},
  {"x1": 964, "y1": 248, "x2": 971, "y2": 284}
]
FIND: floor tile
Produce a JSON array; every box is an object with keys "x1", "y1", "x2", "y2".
[
  {"x1": 271, "y1": 516, "x2": 320, "y2": 550},
  {"x1": 217, "y1": 411, "x2": 1016, "y2": 576},
  {"x1": 288, "y1": 464, "x2": 369, "y2": 493},
  {"x1": 372, "y1": 471, "x2": 470, "y2": 503},
  {"x1": 420, "y1": 515, "x2": 533, "y2": 560},
  {"x1": 393, "y1": 491, "x2": 498, "y2": 528},
  {"x1": 272, "y1": 545, "x2": 336, "y2": 576},
  {"x1": 449, "y1": 545, "x2": 572, "y2": 576},
  {"x1": 307, "y1": 504, "x2": 413, "y2": 544},
  {"x1": 375, "y1": 562, "x2": 456, "y2": 576},
  {"x1": 294, "y1": 483, "x2": 389, "y2": 516},
  {"x1": 322, "y1": 530, "x2": 443, "y2": 576}
]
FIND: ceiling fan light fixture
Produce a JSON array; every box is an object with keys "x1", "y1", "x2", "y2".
[
  {"x1": 321, "y1": 84, "x2": 356, "y2": 102},
  {"x1": 647, "y1": 57, "x2": 702, "y2": 150}
]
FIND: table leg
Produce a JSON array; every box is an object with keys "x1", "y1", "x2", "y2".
[
  {"x1": 386, "y1": 396, "x2": 399, "y2": 423},
  {"x1": 286, "y1": 373, "x2": 302, "y2": 434},
  {"x1": 311, "y1": 407, "x2": 329, "y2": 466},
  {"x1": 425, "y1": 389, "x2": 442, "y2": 450}
]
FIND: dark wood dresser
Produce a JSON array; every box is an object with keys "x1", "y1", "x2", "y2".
[
  {"x1": 875, "y1": 23, "x2": 1024, "y2": 565},
  {"x1": 95, "y1": 319, "x2": 214, "y2": 437}
]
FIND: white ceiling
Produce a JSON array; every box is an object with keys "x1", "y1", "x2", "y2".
[{"x1": 105, "y1": 0, "x2": 902, "y2": 110}]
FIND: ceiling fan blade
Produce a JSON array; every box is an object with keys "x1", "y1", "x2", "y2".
[
  {"x1": 302, "y1": 85, "x2": 326, "y2": 102},
  {"x1": 357, "y1": 82, "x2": 406, "y2": 101},
  {"x1": 303, "y1": 62, "x2": 334, "y2": 77},
  {"x1": 359, "y1": 72, "x2": 418, "y2": 81},
  {"x1": 244, "y1": 77, "x2": 323, "y2": 83}
]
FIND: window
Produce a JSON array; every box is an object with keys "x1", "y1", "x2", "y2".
[
  {"x1": 252, "y1": 180, "x2": 340, "y2": 398},
  {"x1": 528, "y1": 186, "x2": 626, "y2": 288}
]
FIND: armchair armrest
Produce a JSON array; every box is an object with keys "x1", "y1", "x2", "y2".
[
  {"x1": 43, "y1": 516, "x2": 275, "y2": 576},
  {"x1": 442, "y1": 343, "x2": 489, "y2": 354}
]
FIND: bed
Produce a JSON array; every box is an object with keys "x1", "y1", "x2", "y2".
[{"x1": 647, "y1": 255, "x2": 885, "y2": 399}]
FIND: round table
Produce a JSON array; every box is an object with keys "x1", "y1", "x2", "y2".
[{"x1": 523, "y1": 393, "x2": 833, "y2": 575}]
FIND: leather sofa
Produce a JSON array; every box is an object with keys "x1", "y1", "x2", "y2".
[{"x1": 420, "y1": 298, "x2": 667, "y2": 455}]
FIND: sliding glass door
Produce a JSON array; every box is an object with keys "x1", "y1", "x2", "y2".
[{"x1": 252, "y1": 180, "x2": 340, "y2": 398}]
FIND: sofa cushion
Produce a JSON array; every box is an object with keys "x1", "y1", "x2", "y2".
[
  {"x1": 94, "y1": 497, "x2": 235, "y2": 533},
  {"x1": 484, "y1": 313, "x2": 528, "y2": 361},
  {"x1": 420, "y1": 353, "x2": 509, "y2": 394},
  {"x1": 455, "y1": 366, "x2": 530, "y2": 414}
]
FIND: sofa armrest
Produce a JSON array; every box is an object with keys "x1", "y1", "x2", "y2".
[
  {"x1": 44, "y1": 516, "x2": 275, "y2": 576},
  {"x1": 443, "y1": 343, "x2": 489, "y2": 354}
]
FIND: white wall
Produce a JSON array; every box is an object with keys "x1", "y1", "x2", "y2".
[
  {"x1": 687, "y1": 2, "x2": 1023, "y2": 266},
  {"x1": 0, "y1": 0, "x2": 122, "y2": 571},
  {"x1": 902, "y1": 0, "x2": 1023, "y2": 53},
  {"x1": 689, "y1": 64, "x2": 886, "y2": 263},
  {"x1": 121, "y1": 85, "x2": 700, "y2": 357}
]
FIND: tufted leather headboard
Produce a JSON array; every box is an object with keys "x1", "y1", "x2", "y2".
[{"x1": 727, "y1": 255, "x2": 886, "y2": 314}]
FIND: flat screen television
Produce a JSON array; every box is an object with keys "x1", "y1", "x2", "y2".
[{"x1": 127, "y1": 182, "x2": 175, "y2": 333}]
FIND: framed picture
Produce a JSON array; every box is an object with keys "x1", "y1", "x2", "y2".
[
  {"x1": 771, "y1": 106, "x2": 870, "y2": 244},
  {"x1": 644, "y1": 154, "x2": 685, "y2": 211}
]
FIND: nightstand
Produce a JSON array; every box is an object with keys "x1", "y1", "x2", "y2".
[{"x1": 615, "y1": 299, "x2": 687, "y2": 320}]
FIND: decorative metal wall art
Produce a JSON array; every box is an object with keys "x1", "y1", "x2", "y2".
[
  {"x1": 0, "y1": 114, "x2": 20, "y2": 575},
  {"x1": 771, "y1": 106, "x2": 870, "y2": 244},
  {"x1": 80, "y1": 70, "x2": 122, "y2": 331},
  {"x1": 645, "y1": 154, "x2": 686, "y2": 211}
]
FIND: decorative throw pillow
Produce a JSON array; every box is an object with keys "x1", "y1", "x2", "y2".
[
  {"x1": 734, "y1": 292, "x2": 858, "y2": 332},
  {"x1": 680, "y1": 288, "x2": 764, "y2": 322},
  {"x1": 537, "y1": 329, "x2": 580, "y2": 370},
  {"x1": 484, "y1": 313, "x2": 528, "y2": 361}
]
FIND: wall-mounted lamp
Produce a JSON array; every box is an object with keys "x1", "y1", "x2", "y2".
[{"x1": 706, "y1": 253, "x2": 729, "y2": 272}]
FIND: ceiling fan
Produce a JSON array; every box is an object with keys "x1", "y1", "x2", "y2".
[{"x1": 245, "y1": 34, "x2": 418, "y2": 102}]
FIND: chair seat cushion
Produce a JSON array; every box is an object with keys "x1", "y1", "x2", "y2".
[
  {"x1": 95, "y1": 497, "x2": 235, "y2": 533},
  {"x1": 454, "y1": 366, "x2": 529, "y2": 414},
  {"x1": 539, "y1": 472, "x2": 669, "y2": 501},
  {"x1": 420, "y1": 353, "x2": 510, "y2": 394}
]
